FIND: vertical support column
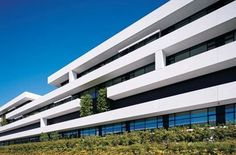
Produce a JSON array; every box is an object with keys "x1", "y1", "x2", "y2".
[
  {"x1": 216, "y1": 105, "x2": 225, "y2": 125},
  {"x1": 98, "y1": 126, "x2": 102, "y2": 136},
  {"x1": 69, "y1": 71, "x2": 77, "y2": 83},
  {"x1": 163, "y1": 115, "x2": 169, "y2": 129},
  {"x1": 155, "y1": 50, "x2": 166, "y2": 70},
  {"x1": 125, "y1": 121, "x2": 130, "y2": 132},
  {"x1": 40, "y1": 118, "x2": 47, "y2": 128}
]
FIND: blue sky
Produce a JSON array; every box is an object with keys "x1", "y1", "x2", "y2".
[{"x1": 0, "y1": 0, "x2": 167, "y2": 105}]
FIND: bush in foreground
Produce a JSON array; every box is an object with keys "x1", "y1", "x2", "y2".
[{"x1": 0, "y1": 125, "x2": 236, "y2": 155}]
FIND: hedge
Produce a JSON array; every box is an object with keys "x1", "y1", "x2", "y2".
[{"x1": 0, "y1": 125, "x2": 236, "y2": 155}]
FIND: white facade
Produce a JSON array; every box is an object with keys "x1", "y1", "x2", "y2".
[{"x1": 0, "y1": 0, "x2": 236, "y2": 145}]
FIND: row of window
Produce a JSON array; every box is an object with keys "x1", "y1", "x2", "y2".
[
  {"x1": 161, "y1": 0, "x2": 234, "y2": 36},
  {"x1": 77, "y1": 32, "x2": 160, "y2": 79},
  {"x1": 0, "y1": 100, "x2": 32, "y2": 121},
  {"x1": 169, "y1": 108, "x2": 216, "y2": 127},
  {"x1": 1, "y1": 103, "x2": 236, "y2": 146},
  {"x1": 65, "y1": 0, "x2": 233, "y2": 84},
  {"x1": 71, "y1": 104, "x2": 236, "y2": 137},
  {"x1": 78, "y1": 62, "x2": 155, "y2": 99},
  {"x1": 6, "y1": 63, "x2": 155, "y2": 125},
  {"x1": 130, "y1": 117, "x2": 163, "y2": 131},
  {"x1": 166, "y1": 29, "x2": 236, "y2": 65}
]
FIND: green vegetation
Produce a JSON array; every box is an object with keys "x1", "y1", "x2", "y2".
[
  {"x1": 39, "y1": 133, "x2": 49, "y2": 142},
  {"x1": 0, "y1": 115, "x2": 9, "y2": 126},
  {"x1": 50, "y1": 131, "x2": 61, "y2": 141},
  {"x1": 97, "y1": 88, "x2": 110, "y2": 113},
  {"x1": 80, "y1": 94, "x2": 93, "y2": 117},
  {"x1": 1, "y1": 125, "x2": 236, "y2": 155}
]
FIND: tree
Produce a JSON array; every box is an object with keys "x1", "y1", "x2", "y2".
[
  {"x1": 80, "y1": 94, "x2": 93, "y2": 117},
  {"x1": 50, "y1": 131, "x2": 61, "y2": 141},
  {"x1": 0, "y1": 115, "x2": 9, "y2": 126},
  {"x1": 97, "y1": 88, "x2": 110, "y2": 113},
  {"x1": 40, "y1": 132, "x2": 49, "y2": 142}
]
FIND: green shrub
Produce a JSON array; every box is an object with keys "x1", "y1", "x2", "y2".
[
  {"x1": 1, "y1": 115, "x2": 9, "y2": 126},
  {"x1": 80, "y1": 94, "x2": 93, "y2": 117},
  {"x1": 1, "y1": 125, "x2": 236, "y2": 154},
  {"x1": 50, "y1": 131, "x2": 61, "y2": 141},
  {"x1": 40, "y1": 132, "x2": 49, "y2": 142},
  {"x1": 97, "y1": 88, "x2": 110, "y2": 113}
]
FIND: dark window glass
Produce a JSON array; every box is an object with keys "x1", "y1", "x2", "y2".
[
  {"x1": 80, "y1": 128, "x2": 99, "y2": 137},
  {"x1": 175, "y1": 112, "x2": 190, "y2": 126},
  {"x1": 169, "y1": 114, "x2": 175, "y2": 127},
  {"x1": 102, "y1": 123, "x2": 125, "y2": 136},
  {"x1": 105, "y1": 80, "x2": 113, "y2": 87},
  {"x1": 208, "y1": 107, "x2": 216, "y2": 115},
  {"x1": 175, "y1": 18, "x2": 190, "y2": 29},
  {"x1": 135, "y1": 120, "x2": 145, "y2": 130},
  {"x1": 235, "y1": 31, "x2": 236, "y2": 40},
  {"x1": 190, "y1": 10, "x2": 207, "y2": 22},
  {"x1": 146, "y1": 118, "x2": 157, "y2": 129},
  {"x1": 157, "y1": 116, "x2": 163, "y2": 128},
  {"x1": 113, "y1": 77, "x2": 121, "y2": 85},
  {"x1": 224, "y1": 33, "x2": 234, "y2": 44},
  {"x1": 225, "y1": 104, "x2": 235, "y2": 124},
  {"x1": 207, "y1": 40, "x2": 216, "y2": 50},
  {"x1": 226, "y1": 105, "x2": 234, "y2": 113},
  {"x1": 134, "y1": 68, "x2": 145, "y2": 77},
  {"x1": 175, "y1": 50, "x2": 190, "y2": 62},
  {"x1": 166, "y1": 56, "x2": 175, "y2": 65},
  {"x1": 191, "y1": 109, "x2": 207, "y2": 118},
  {"x1": 190, "y1": 43, "x2": 207, "y2": 56},
  {"x1": 166, "y1": 30, "x2": 236, "y2": 66},
  {"x1": 145, "y1": 63, "x2": 155, "y2": 73}
]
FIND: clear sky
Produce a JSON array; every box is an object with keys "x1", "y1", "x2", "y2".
[{"x1": 0, "y1": 0, "x2": 168, "y2": 105}]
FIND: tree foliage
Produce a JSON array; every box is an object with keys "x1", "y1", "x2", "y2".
[
  {"x1": 0, "y1": 115, "x2": 9, "y2": 126},
  {"x1": 1, "y1": 125, "x2": 236, "y2": 155},
  {"x1": 40, "y1": 133, "x2": 49, "y2": 142},
  {"x1": 97, "y1": 88, "x2": 110, "y2": 113},
  {"x1": 80, "y1": 94, "x2": 93, "y2": 117},
  {"x1": 50, "y1": 131, "x2": 61, "y2": 141}
]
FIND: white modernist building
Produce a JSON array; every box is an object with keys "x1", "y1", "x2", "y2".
[{"x1": 0, "y1": 0, "x2": 236, "y2": 145}]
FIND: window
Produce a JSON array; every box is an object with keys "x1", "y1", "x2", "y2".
[
  {"x1": 134, "y1": 68, "x2": 145, "y2": 77},
  {"x1": 112, "y1": 77, "x2": 121, "y2": 85},
  {"x1": 101, "y1": 123, "x2": 126, "y2": 136},
  {"x1": 62, "y1": 130, "x2": 79, "y2": 139},
  {"x1": 166, "y1": 30, "x2": 236, "y2": 66},
  {"x1": 80, "y1": 128, "x2": 99, "y2": 137},
  {"x1": 224, "y1": 33, "x2": 234, "y2": 44},
  {"x1": 190, "y1": 43, "x2": 207, "y2": 56},
  {"x1": 235, "y1": 31, "x2": 236, "y2": 40},
  {"x1": 175, "y1": 112, "x2": 190, "y2": 126},
  {"x1": 191, "y1": 109, "x2": 208, "y2": 125},
  {"x1": 146, "y1": 118, "x2": 157, "y2": 129},
  {"x1": 175, "y1": 50, "x2": 190, "y2": 63},
  {"x1": 168, "y1": 114, "x2": 175, "y2": 128},
  {"x1": 175, "y1": 18, "x2": 190, "y2": 29},
  {"x1": 145, "y1": 63, "x2": 155, "y2": 73},
  {"x1": 190, "y1": 10, "x2": 206, "y2": 22},
  {"x1": 166, "y1": 56, "x2": 175, "y2": 65},
  {"x1": 105, "y1": 80, "x2": 113, "y2": 87},
  {"x1": 208, "y1": 107, "x2": 216, "y2": 126},
  {"x1": 207, "y1": 40, "x2": 216, "y2": 50},
  {"x1": 225, "y1": 104, "x2": 235, "y2": 124},
  {"x1": 157, "y1": 116, "x2": 163, "y2": 128},
  {"x1": 130, "y1": 117, "x2": 160, "y2": 131}
]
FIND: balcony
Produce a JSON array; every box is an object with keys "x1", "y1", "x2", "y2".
[{"x1": 1, "y1": 99, "x2": 80, "y2": 135}]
